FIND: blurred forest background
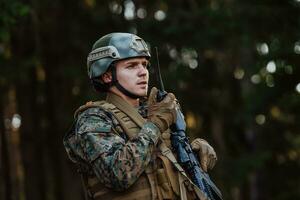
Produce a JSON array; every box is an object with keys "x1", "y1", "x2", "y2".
[{"x1": 1, "y1": 0, "x2": 300, "y2": 200}]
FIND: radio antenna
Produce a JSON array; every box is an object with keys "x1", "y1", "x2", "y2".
[{"x1": 154, "y1": 47, "x2": 165, "y2": 92}]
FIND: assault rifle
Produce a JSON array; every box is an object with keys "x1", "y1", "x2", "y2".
[{"x1": 154, "y1": 48, "x2": 223, "y2": 200}]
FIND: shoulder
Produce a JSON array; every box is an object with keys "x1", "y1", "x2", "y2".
[{"x1": 75, "y1": 106, "x2": 114, "y2": 135}]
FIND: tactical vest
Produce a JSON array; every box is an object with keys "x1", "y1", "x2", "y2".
[{"x1": 74, "y1": 93, "x2": 207, "y2": 200}]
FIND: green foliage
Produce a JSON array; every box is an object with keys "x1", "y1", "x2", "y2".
[{"x1": 0, "y1": 0, "x2": 29, "y2": 42}]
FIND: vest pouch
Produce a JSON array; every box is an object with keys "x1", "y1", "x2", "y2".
[
  {"x1": 157, "y1": 168, "x2": 174, "y2": 199},
  {"x1": 91, "y1": 174, "x2": 152, "y2": 200},
  {"x1": 156, "y1": 155, "x2": 180, "y2": 199}
]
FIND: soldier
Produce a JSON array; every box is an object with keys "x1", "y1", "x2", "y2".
[{"x1": 64, "y1": 32, "x2": 217, "y2": 200}]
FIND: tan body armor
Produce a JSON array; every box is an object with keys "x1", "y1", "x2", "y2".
[{"x1": 75, "y1": 93, "x2": 207, "y2": 200}]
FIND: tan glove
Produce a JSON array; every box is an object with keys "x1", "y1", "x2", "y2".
[
  {"x1": 191, "y1": 138, "x2": 217, "y2": 172},
  {"x1": 147, "y1": 87, "x2": 177, "y2": 133}
]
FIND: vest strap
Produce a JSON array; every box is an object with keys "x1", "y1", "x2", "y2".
[
  {"x1": 106, "y1": 93, "x2": 146, "y2": 127},
  {"x1": 145, "y1": 167, "x2": 159, "y2": 200}
]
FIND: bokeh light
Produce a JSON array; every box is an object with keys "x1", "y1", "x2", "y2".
[
  {"x1": 266, "y1": 61, "x2": 276, "y2": 73},
  {"x1": 124, "y1": 0, "x2": 135, "y2": 20},
  {"x1": 11, "y1": 114, "x2": 22, "y2": 129},
  {"x1": 294, "y1": 42, "x2": 300, "y2": 54},
  {"x1": 137, "y1": 8, "x2": 147, "y2": 19},
  {"x1": 255, "y1": 114, "x2": 266, "y2": 125},
  {"x1": 109, "y1": 1, "x2": 122, "y2": 14},
  {"x1": 154, "y1": 10, "x2": 166, "y2": 21},
  {"x1": 266, "y1": 74, "x2": 275, "y2": 87},
  {"x1": 234, "y1": 68, "x2": 245, "y2": 80},
  {"x1": 251, "y1": 74, "x2": 261, "y2": 84},
  {"x1": 256, "y1": 43, "x2": 269, "y2": 55},
  {"x1": 296, "y1": 83, "x2": 300, "y2": 94}
]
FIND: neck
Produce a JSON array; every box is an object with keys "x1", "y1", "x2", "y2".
[{"x1": 109, "y1": 87, "x2": 139, "y2": 107}]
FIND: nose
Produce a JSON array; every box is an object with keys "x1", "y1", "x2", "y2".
[{"x1": 137, "y1": 64, "x2": 148, "y2": 77}]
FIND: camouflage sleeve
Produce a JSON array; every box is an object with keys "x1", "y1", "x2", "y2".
[{"x1": 75, "y1": 107, "x2": 160, "y2": 191}]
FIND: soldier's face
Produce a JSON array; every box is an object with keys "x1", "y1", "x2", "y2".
[{"x1": 115, "y1": 57, "x2": 149, "y2": 97}]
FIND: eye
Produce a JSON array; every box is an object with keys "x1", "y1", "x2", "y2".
[
  {"x1": 126, "y1": 64, "x2": 135, "y2": 69},
  {"x1": 142, "y1": 62, "x2": 150, "y2": 69}
]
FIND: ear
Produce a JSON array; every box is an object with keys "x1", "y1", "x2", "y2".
[{"x1": 101, "y1": 71, "x2": 112, "y2": 84}]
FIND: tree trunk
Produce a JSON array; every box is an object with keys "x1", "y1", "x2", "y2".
[
  {"x1": 0, "y1": 86, "x2": 13, "y2": 200},
  {"x1": 16, "y1": 69, "x2": 46, "y2": 200}
]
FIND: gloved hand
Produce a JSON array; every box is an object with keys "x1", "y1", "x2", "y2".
[
  {"x1": 147, "y1": 87, "x2": 177, "y2": 133},
  {"x1": 191, "y1": 138, "x2": 217, "y2": 172}
]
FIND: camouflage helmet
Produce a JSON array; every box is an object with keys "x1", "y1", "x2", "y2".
[{"x1": 87, "y1": 32, "x2": 151, "y2": 79}]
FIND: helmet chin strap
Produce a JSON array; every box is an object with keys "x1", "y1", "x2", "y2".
[{"x1": 111, "y1": 65, "x2": 143, "y2": 99}]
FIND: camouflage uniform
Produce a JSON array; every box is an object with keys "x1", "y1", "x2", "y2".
[{"x1": 64, "y1": 104, "x2": 160, "y2": 191}]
